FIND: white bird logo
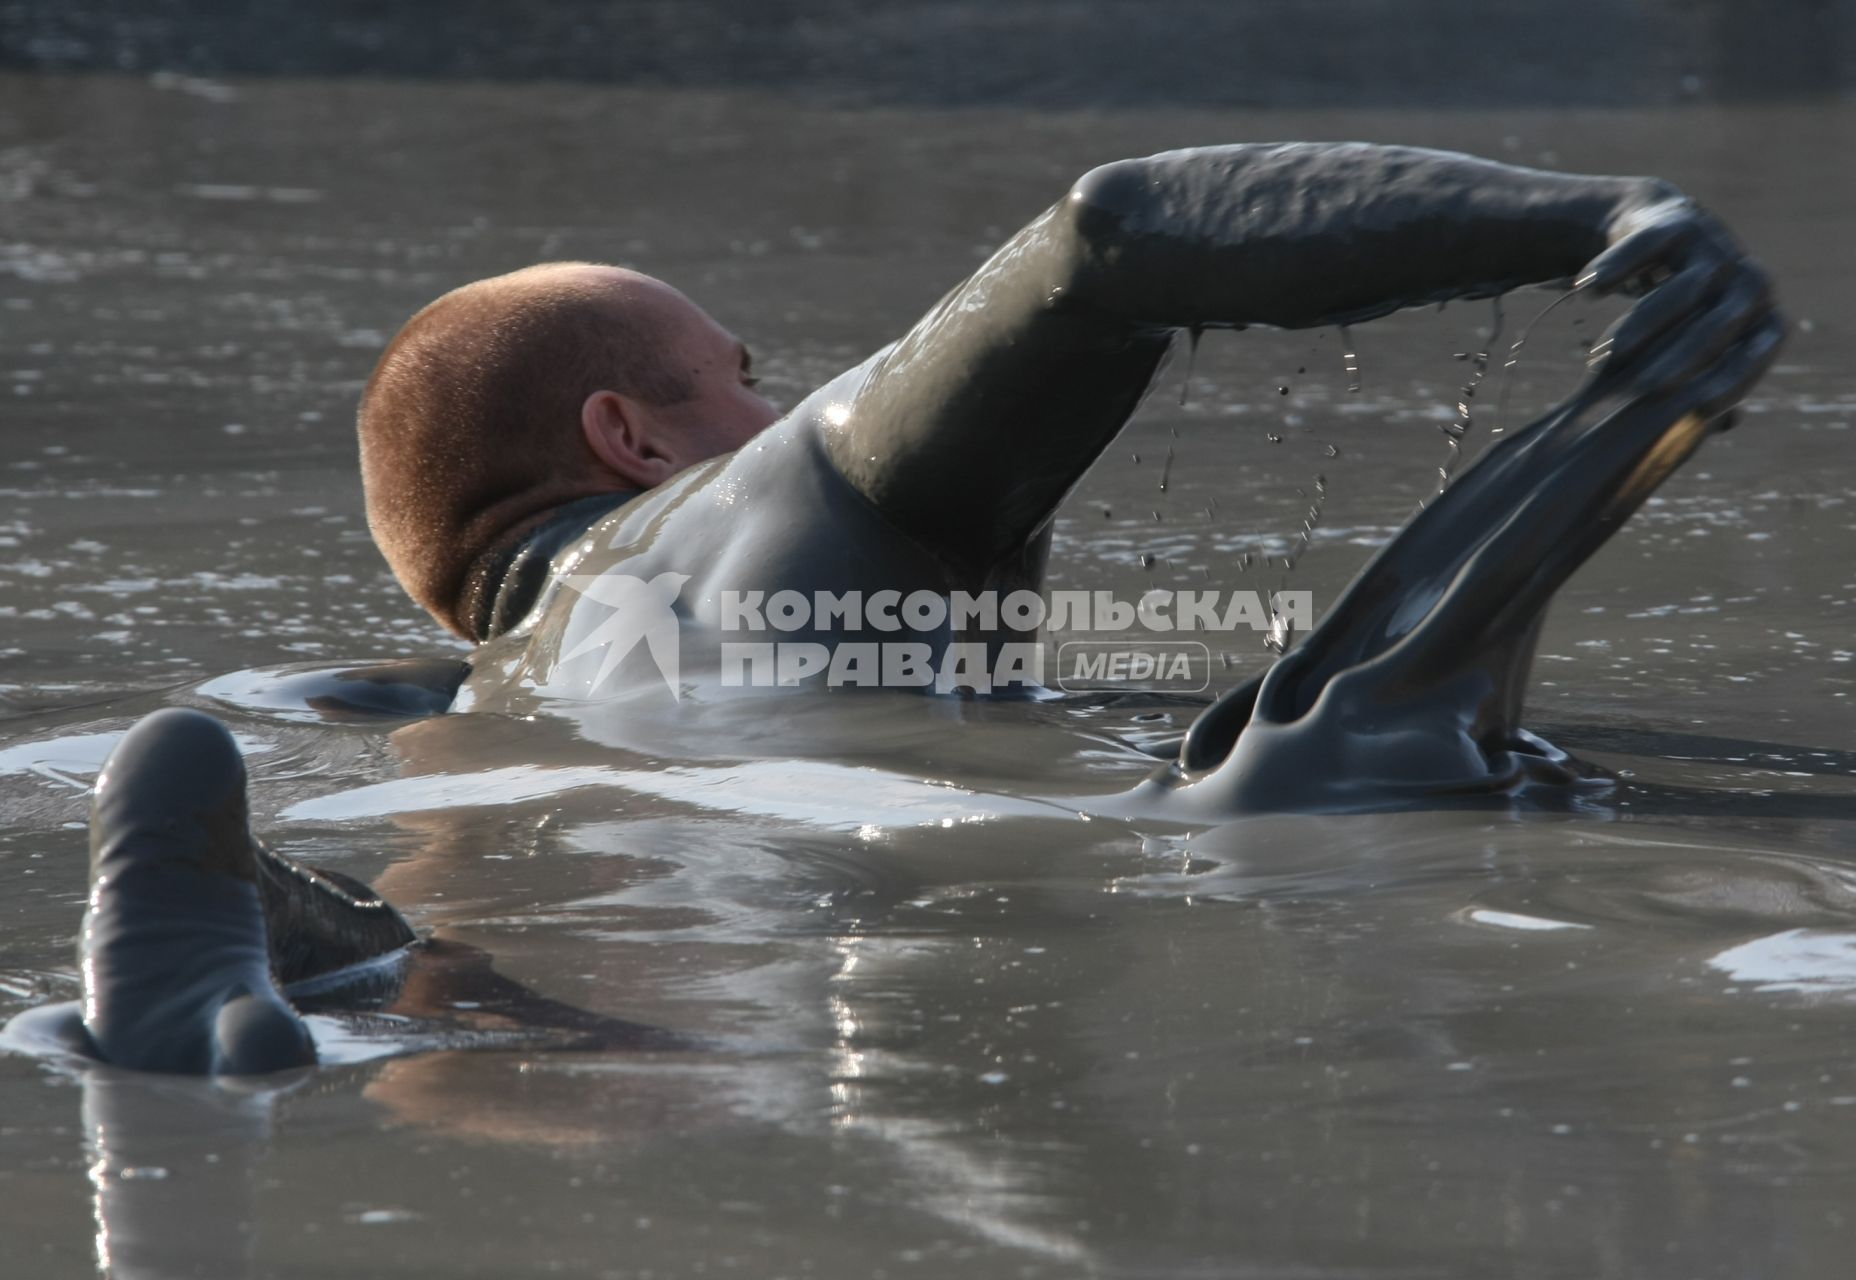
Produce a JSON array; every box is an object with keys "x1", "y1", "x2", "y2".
[{"x1": 557, "y1": 572, "x2": 691, "y2": 698}]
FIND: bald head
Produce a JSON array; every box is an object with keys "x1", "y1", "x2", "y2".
[{"x1": 357, "y1": 263, "x2": 702, "y2": 639}]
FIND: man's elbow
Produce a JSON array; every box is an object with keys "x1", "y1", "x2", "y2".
[{"x1": 1065, "y1": 158, "x2": 1154, "y2": 247}]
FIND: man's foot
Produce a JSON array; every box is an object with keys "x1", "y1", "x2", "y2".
[{"x1": 79, "y1": 708, "x2": 314, "y2": 1074}]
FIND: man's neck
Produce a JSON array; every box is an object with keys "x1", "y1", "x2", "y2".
[{"x1": 467, "y1": 492, "x2": 639, "y2": 642}]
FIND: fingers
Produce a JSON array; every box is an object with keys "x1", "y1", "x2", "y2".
[
  {"x1": 1578, "y1": 200, "x2": 1742, "y2": 297},
  {"x1": 1573, "y1": 204, "x2": 1700, "y2": 294},
  {"x1": 1587, "y1": 255, "x2": 1729, "y2": 370},
  {"x1": 1606, "y1": 265, "x2": 1775, "y2": 399},
  {"x1": 1586, "y1": 228, "x2": 1777, "y2": 409},
  {"x1": 1685, "y1": 311, "x2": 1786, "y2": 421}
]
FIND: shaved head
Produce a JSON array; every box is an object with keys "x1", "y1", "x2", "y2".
[{"x1": 357, "y1": 263, "x2": 697, "y2": 639}]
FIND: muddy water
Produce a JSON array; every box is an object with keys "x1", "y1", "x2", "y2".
[{"x1": 1, "y1": 73, "x2": 1854, "y2": 1278}]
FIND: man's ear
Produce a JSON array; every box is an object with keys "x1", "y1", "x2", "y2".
[{"x1": 581, "y1": 389, "x2": 679, "y2": 489}]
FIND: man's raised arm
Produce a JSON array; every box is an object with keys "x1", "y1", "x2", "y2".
[{"x1": 824, "y1": 142, "x2": 1751, "y2": 572}]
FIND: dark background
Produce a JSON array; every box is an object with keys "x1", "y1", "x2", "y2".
[{"x1": 3, "y1": 0, "x2": 1853, "y2": 108}]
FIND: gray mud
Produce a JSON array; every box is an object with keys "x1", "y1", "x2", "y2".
[{"x1": 1, "y1": 71, "x2": 1854, "y2": 1278}]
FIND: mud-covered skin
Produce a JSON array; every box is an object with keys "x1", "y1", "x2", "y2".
[
  {"x1": 833, "y1": 143, "x2": 1691, "y2": 572},
  {"x1": 467, "y1": 144, "x2": 1768, "y2": 746},
  {"x1": 1151, "y1": 187, "x2": 1782, "y2": 810},
  {"x1": 1144, "y1": 343, "x2": 1780, "y2": 813},
  {"x1": 2, "y1": 709, "x2": 415, "y2": 1074},
  {"x1": 230, "y1": 656, "x2": 472, "y2": 722},
  {"x1": 254, "y1": 842, "x2": 419, "y2": 987},
  {"x1": 195, "y1": 655, "x2": 473, "y2": 726}
]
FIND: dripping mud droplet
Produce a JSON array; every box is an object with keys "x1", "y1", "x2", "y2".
[
  {"x1": 1492, "y1": 283, "x2": 1587, "y2": 437},
  {"x1": 1434, "y1": 297, "x2": 1504, "y2": 495},
  {"x1": 1178, "y1": 325, "x2": 1203, "y2": 406}
]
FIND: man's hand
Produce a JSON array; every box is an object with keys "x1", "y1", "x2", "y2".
[{"x1": 1580, "y1": 198, "x2": 1783, "y2": 422}]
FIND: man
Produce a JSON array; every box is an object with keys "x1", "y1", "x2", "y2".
[
  {"x1": 3, "y1": 142, "x2": 1780, "y2": 1073},
  {"x1": 357, "y1": 144, "x2": 1770, "y2": 685}
]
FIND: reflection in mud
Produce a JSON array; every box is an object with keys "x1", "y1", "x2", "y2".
[{"x1": 80, "y1": 1067, "x2": 295, "y2": 1280}]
